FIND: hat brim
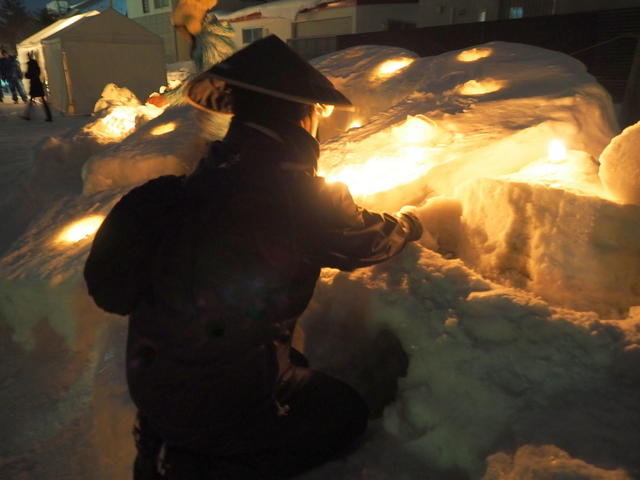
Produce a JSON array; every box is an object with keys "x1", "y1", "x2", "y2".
[{"x1": 184, "y1": 70, "x2": 355, "y2": 114}]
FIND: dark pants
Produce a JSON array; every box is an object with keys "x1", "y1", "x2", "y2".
[
  {"x1": 135, "y1": 369, "x2": 369, "y2": 479},
  {"x1": 23, "y1": 96, "x2": 52, "y2": 121},
  {"x1": 1, "y1": 78, "x2": 27, "y2": 102}
]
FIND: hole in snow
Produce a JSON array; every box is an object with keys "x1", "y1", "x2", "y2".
[
  {"x1": 56, "y1": 215, "x2": 105, "y2": 244},
  {"x1": 456, "y1": 47, "x2": 493, "y2": 62},
  {"x1": 457, "y1": 78, "x2": 506, "y2": 95},
  {"x1": 151, "y1": 122, "x2": 177, "y2": 136},
  {"x1": 373, "y1": 58, "x2": 415, "y2": 80}
]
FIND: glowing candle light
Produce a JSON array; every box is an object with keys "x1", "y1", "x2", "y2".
[
  {"x1": 102, "y1": 107, "x2": 137, "y2": 137},
  {"x1": 56, "y1": 215, "x2": 105, "y2": 244},
  {"x1": 458, "y1": 79, "x2": 506, "y2": 95},
  {"x1": 348, "y1": 120, "x2": 362, "y2": 130},
  {"x1": 324, "y1": 148, "x2": 433, "y2": 196},
  {"x1": 374, "y1": 58, "x2": 414, "y2": 80},
  {"x1": 456, "y1": 48, "x2": 493, "y2": 62},
  {"x1": 316, "y1": 104, "x2": 335, "y2": 118},
  {"x1": 151, "y1": 122, "x2": 177, "y2": 136},
  {"x1": 548, "y1": 139, "x2": 567, "y2": 161},
  {"x1": 85, "y1": 106, "x2": 138, "y2": 142},
  {"x1": 393, "y1": 115, "x2": 437, "y2": 144}
]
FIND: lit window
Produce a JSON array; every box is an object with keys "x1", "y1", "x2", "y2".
[
  {"x1": 509, "y1": 6, "x2": 524, "y2": 18},
  {"x1": 242, "y1": 28, "x2": 264, "y2": 44},
  {"x1": 142, "y1": 0, "x2": 149, "y2": 13},
  {"x1": 153, "y1": 0, "x2": 169, "y2": 8},
  {"x1": 478, "y1": 10, "x2": 487, "y2": 22}
]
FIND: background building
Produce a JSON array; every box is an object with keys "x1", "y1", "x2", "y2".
[
  {"x1": 125, "y1": 0, "x2": 640, "y2": 62},
  {"x1": 127, "y1": 0, "x2": 262, "y2": 63},
  {"x1": 17, "y1": 8, "x2": 166, "y2": 114}
]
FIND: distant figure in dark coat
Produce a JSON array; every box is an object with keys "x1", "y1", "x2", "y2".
[
  {"x1": 22, "y1": 52, "x2": 52, "y2": 122},
  {"x1": 0, "y1": 49, "x2": 27, "y2": 104}
]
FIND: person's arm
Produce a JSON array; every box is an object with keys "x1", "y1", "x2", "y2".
[{"x1": 307, "y1": 177, "x2": 423, "y2": 270}]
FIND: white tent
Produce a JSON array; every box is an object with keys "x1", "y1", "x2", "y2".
[{"x1": 17, "y1": 8, "x2": 166, "y2": 115}]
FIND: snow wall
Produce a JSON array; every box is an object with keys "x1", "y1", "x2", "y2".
[{"x1": 1, "y1": 42, "x2": 639, "y2": 480}]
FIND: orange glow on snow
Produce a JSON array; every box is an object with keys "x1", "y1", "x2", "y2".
[
  {"x1": 392, "y1": 115, "x2": 437, "y2": 143},
  {"x1": 56, "y1": 215, "x2": 105, "y2": 244},
  {"x1": 373, "y1": 58, "x2": 414, "y2": 80},
  {"x1": 324, "y1": 153, "x2": 434, "y2": 196},
  {"x1": 458, "y1": 79, "x2": 506, "y2": 95},
  {"x1": 321, "y1": 116, "x2": 438, "y2": 195},
  {"x1": 151, "y1": 122, "x2": 177, "y2": 136},
  {"x1": 348, "y1": 120, "x2": 362, "y2": 129},
  {"x1": 88, "y1": 106, "x2": 138, "y2": 142},
  {"x1": 456, "y1": 48, "x2": 493, "y2": 62}
]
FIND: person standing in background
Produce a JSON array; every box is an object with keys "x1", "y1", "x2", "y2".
[
  {"x1": 22, "y1": 52, "x2": 52, "y2": 122},
  {"x1": 0, "y1": 49, "x2": 28, "y2": 104}
]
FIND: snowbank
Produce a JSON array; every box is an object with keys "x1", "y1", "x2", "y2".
[
  {"x1": 82, "y1": 105, "x2": 222, "y2": 194},
  {"x1": 456, "y1": 177, "x2": 640, "y2": 316},
  {"x1": 599, "y1": 121, "x2": 640, "y2": 205},
  {"x1": 1, "y1": 40, "x2": 640, "y2": 480}
]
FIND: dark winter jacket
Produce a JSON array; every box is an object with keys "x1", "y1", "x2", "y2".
[
  {"x1": 0, "y1": 55, "x2": 22, "y2": 81},
  {"x1": 125, "y1": 116, "x2": 422, "y2": 451},
  {"x1": 25, "y1": 59, "x2": 45, "y2": 97}
]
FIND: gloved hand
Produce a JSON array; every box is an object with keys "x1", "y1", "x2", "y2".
[
  {"x1": 397, "y1": 205, "x2": 423, "y2": 242},
  {"x1": 407, "y1": 197, "x2": 463, "y2": 254}
]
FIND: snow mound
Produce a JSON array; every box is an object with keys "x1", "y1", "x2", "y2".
[
  {"x1": 599, "y1": 120, "x2": 640, "y2": 205},
  {"x1": 484, "y1": 445, "x2": 632, "y2": 480},
  {"x1": 82, "y1": 105, "x2": 226, "y2": 194},
  {"x1": 2, "y1": 40, "x2": 640, "y2": 480},
  {"x1": 319, "y1": 42, "x2": 617, "y2": 212},
  {"x1": 298, "y1": 249, "x2": 640, "y2": 477},
  {"x1": 313, "y1": 45, "x2": 421, "y2": 140},
  {"x1": 456, "y1": 177, "x2": 640, "y2": 316},
  {"x1": 92, "y1": 83, "x2": 142, "y2": 114}
]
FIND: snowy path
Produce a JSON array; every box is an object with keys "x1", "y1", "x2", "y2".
[{"x1": 0, "y1": 102, "x2": 88, "y2": 203}]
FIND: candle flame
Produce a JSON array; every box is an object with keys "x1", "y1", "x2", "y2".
[
  {"x1": 348, "y1": 120, "x2": 362, "y2": 130},
  {"x1": 56, "y1": 215, "x2": 105, "y2": 244},
  {"x1": 548, "y1": 139, "x2": 567, "y2": 161},
  {"x1": 456, "y1": 48, "x2": 493, "y2": 62}
]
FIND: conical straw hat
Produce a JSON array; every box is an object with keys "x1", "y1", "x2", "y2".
[{"x1": 185, "y1": 35, "x2": 353, "y2": 113}]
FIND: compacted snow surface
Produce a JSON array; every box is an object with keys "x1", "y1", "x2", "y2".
[{"x1": 1, "y1": 42, "x2": 639, "y2": 479}]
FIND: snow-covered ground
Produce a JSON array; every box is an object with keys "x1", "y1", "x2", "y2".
[{"x1": 1, "y1": 42, "x2": 640, "y2": 479}]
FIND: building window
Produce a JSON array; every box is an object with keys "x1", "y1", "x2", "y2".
[
  {"x1": 478, "y1": 10, "x2": 487, "y2": 22},
  {"x1": 387, "y1": 19, "x2": 416, "y2": 31},
  {"x1": 142, "y1": 0, "x2": 149, "y2": 13},
  {"x1": 242, "y1": 28, "x2": 264, "y2": 44},
  {"x1": 509, "y1": 6, "x2": 524, "y2": 19},
  {"x1": 154, "y1": 0, "x2": 169, "y2": 8}
]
